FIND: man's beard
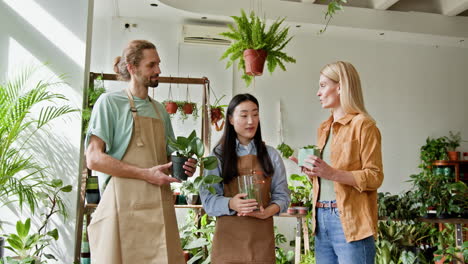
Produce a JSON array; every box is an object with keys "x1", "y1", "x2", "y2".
[{"x1": 136, "y1": 71, "x2": 159, "y2": 88}]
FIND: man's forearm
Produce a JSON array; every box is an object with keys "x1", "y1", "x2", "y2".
[{"x1": 87, "y1": 151, "x2": 149, "y2": 181}]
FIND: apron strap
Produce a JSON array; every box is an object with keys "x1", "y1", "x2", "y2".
[{"x1": 125, "y1": 88, "x2": 144, "y2": 147}]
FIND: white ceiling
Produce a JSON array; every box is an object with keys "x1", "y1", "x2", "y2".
[{"x1": 93, "y1": 0, "x2": 468, "y2": 48}]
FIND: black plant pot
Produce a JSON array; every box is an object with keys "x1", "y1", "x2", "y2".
[
  {"x1": 0, "y1": 236, "x2": 4, "y2": 258},
  {"x1": 171, "y1": 156, "x2": 189, "y2": 181},
  {"x1": 86, "y1": 190, "x2": 100, "y2": 204}
]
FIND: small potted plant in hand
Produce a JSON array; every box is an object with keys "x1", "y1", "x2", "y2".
[{"x1": 297, "y1": 145, "x2": 320, "y2": 167}]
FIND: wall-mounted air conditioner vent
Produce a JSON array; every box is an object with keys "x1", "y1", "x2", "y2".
[{"x1": 183, "y1": 24, "x2": 231, "y2": 45}]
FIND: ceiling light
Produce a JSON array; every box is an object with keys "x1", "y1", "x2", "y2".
[
  {"x1": 296, "y1": 25, "x2": 301, "y2": 28},
  {"x1": 201, "y1": 16, "x2": 207, "y2": 20},
  {"x1": 150, "y1": 3, "x2": 158, "y2": 7},
  {"x1": 379, "y1": 33, "x2": 384, "y2": 36}
]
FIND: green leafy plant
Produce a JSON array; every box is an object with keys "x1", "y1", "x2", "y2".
[
  {"x1": 82, "y1": 75, "x2": 106, "y2": 135},
  {"x1": 2, "y1": 179, "x2": 71, "y2": 263},
  {"x1": 274, "y1": 227, "x2": 294, "y2": 264},
  {"x1": 444, "y1": 131, "x2": 463, "y2": 151},
  {"x1": 377, "y1": 191, "x2": 420, "y2": 221},
  {"x1": 433, "y1": 224, "x2": 468, "y2": 263},
  {"x1": 220, "y1": 9, "x2": 296, "y2": 86},
  {"x1": 419, "y1": 137, "x2": 449, "y2": 168},
  {"x1": 0, "y1": 66, "x2": 77, "y2": 213},
  {"x1": 288, "y1": 174, "x2": 312, "y2": 207},
  {"x1": 277, "y1": 143, "x2": 294, "y2": 159},
  {"x1": 3, "y1": 218, "x2": 57, "y2": 264},
  {"x1": 179, "y1": 211, "x2": 216, "y2": 264},
  {"x1": 167, "y1": 130, "x2": 223, "y2": 193},
  {"x1": 320, "y1": 0, "x2": 348, "y2": 34}
]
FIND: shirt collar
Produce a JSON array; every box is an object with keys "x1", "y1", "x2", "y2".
[
  {"x1": 320, "y1": 113, "x2": 358, "y2": 131},
  {"x1": 235, "y1": 138, "x2": 256, "y2": 153}
]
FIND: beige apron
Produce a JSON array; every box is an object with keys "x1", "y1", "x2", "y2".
[
  {"x1": 88, "y1": 89, "x2": 184, "y2": 264},
  {"x1": 211, "y1": 155, "x2": 275, "y2": 264}
]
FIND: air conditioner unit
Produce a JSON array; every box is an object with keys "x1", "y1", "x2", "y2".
[{"x1": 182, "y1": 24, "x2": 232, "y2": 46}]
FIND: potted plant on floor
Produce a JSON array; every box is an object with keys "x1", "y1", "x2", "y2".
[{"x1": 220, "y1": 9, "x2": 296, "y2": 86}]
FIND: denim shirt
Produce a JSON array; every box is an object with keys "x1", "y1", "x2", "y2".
[{"x1": 199, "y1": 140, "x2": 290, "y2": 217}]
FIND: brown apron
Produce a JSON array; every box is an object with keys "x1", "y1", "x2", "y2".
[
  {"x1": 211, "y1": 154, "x2": 275, "y2": 264},
  {"x1": 88, "y1": 89, "x2": 184, "y2": 264}
]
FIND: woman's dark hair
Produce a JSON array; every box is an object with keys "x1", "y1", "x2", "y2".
[{"x1": 214, "y1": 93, "x2": 274, "y2": 184}]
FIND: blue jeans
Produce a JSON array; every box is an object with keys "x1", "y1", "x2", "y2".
[{"x1": 315, "y1": 201, "x2": 375, "y2": 264}]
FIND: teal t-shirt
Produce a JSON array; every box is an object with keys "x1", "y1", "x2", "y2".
[{"x1": 85, "y1": 89, "x2": 175, "y2": 193}]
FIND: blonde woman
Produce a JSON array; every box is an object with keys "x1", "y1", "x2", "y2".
[{"x1": 295, "y1": 61, "x2": 383, "y2": 263}]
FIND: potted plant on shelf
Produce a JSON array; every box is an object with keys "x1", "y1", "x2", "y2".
[
  {"x1": 444, "y1": 131, "x2": 463, "y2": 161},
  {"x1": 288, "y1": 174, "x2": 313, "y2": 215},
  {"x1": 82, "y1": 75, "x2": 106, "y2": 136},
  {"x1": 220, "y1": 9, "x2": 296, "y2": 86},
  {"x1": 180, "y1": 180, "x2": 200, "y2": 205},
  {"x1": 419, "y1": 137, "x2": 449, "y2": 168}
]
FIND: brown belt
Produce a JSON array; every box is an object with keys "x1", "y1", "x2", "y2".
[{"x1": 316, "y1": 201, "x2": 338, "y2": 208}]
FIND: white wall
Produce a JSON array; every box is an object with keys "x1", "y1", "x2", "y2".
[{"x1": 0, "y1": 0, "x2": 92, "y2": 262}]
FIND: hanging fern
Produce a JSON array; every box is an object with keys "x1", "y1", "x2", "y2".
[{"x1": 220, "y1": 9, "x2": 296, "y2": 86}]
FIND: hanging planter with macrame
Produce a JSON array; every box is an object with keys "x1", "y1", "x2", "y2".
[
  {"x1": 177, "y1": 82, "x2": 198, "y2": 121},
  {"x1": 163, "y1": 82, "x2": 177, "y2": 114}
]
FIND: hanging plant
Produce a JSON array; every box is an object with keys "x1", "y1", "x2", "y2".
[
  {"x1": 210, "y1": 95, "x2": 227, "y2": 132},
  {"x1": 220, "y1": 9, "x2": 296, "y2": 86},
  {"x1": 176, "y1": 83, "x2": 199, "y2": 122},
  {"x1": 163, "y1": 82, "x2": 177, "y2": 115}
]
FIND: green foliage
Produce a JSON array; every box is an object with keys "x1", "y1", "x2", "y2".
[
  {"x1": 174, "y1": 101, "x2": 199, "y2": 122},
  {"x1": 433, "y1": 224, "x2": 468, "y2": 263},
  {"x1": 274, "y1": 227, "x2": 294, "y2": 264},
  {"x1": 376, "y1": 220, "x2": 435, "y2": 264},
  {"x1": 82, "y1": 75, "x2": 106, "y2": 135},
  {"x1": 320, "y1": 0, "x2": 348, "y2": 34},
  {"x1": 220, "y1": 9, "x2": 296, "y2": 86},
  {"x1": 167, "y1": 130, "x2": 223, "y2": 194},
  {"x1": 299, "y1": 250, "x2": 315, "y2": 264},
  {"x1": 444, "y1": 131, "x2": 463, "y2": 151},
  {"x1": 277, "y1": 142, "x2": 294, "y2": 159},
  {"x1": 0, "y1": 66, "x2": 77, "y2": 213},
  {"x1": 288, "y1": 174, "x2": 312, "y2": 207},
  {"x1": 377, "y1": 191, "x2": 420, "y2": 221},
  {"x1": 3, "y1": 218, "x2": 58, "y2": 263},
  {"x1": 179, "y1": 211, "x2": 216, "y2": 264},
  {"x1": 419, "y1": 137, "x2": 449, "y2": 169},
  {"x1": 302, "y1": 145, "x2": 318, "y2": 149}
]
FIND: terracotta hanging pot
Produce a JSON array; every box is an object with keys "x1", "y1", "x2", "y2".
[
  {"x1": 165, "y1": 101, "x2": 177, "y2": 114},
  {"x1": 243, "y1": 49, "x2": 267, "y2": 76},
  {"x1": 182, "y1": 102, "x2": 194, "y2": 114},
  {"x1": 210, "y1": 107, "x2": 225, "y2": 131}
]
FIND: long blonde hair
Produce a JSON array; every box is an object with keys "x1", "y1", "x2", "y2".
[{"x1": 320, "y1": 61, "x2": 372, "y2": 118}]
